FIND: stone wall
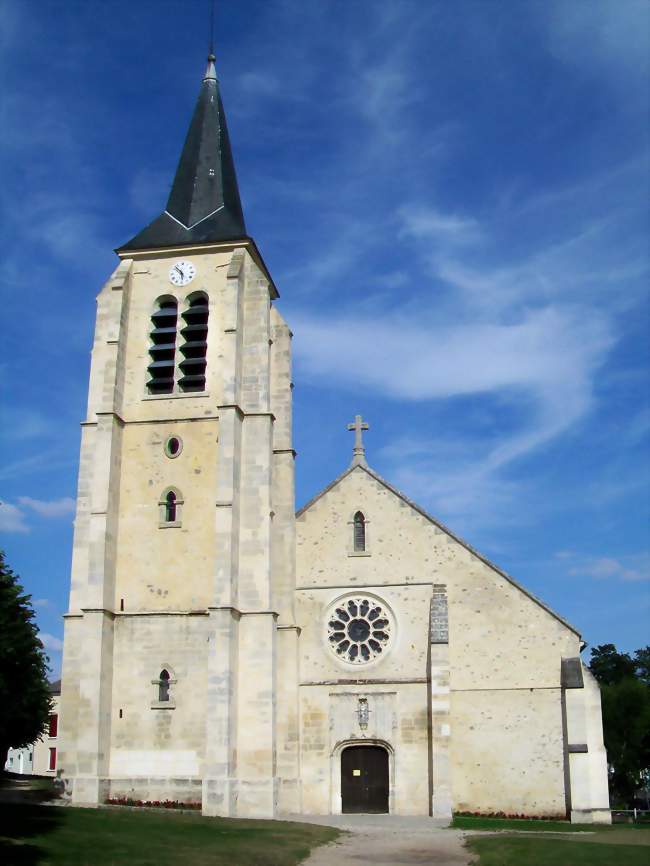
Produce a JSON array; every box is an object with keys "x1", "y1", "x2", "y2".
[
  {"x1": 299, "y1": 683, "x2": 430, "y2": 815},
  {"x1": 451, "y1": 688, "x2": 566, "y2": 816},
  {"x1": 295, "y1": 463, "x2": 590, "y2": 817},
  {"x1": 109, "y1": 613, "x2": 209, "y2": 778}
]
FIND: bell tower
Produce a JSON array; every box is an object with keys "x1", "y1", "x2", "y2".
[{"x1": 58, "y1": 55, "x2": 299, "y2": 817}]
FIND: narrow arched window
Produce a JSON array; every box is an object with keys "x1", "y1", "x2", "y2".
[
  {"x1": 178, "y1": 293, "x2": 209, "y2": 392},
  {"x1": 164, "y1": 491, "x2": 177, "y2": 523},
  {"x1": 159, "y1": 488, "x2": 183, "y2": 527},
  {"x1": 353, "y1": 511, "x2": 366, "y2": 552},
  {"x1": 158, "y1": 670, "x2": 170, "y2": 702},
  {"x1": 147, "y1": 298, "x2": 178, "y2": 394}
]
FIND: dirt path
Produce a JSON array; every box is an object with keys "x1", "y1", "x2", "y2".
[
  {"x1": 0, "y1": 776, "x2": 41, "y2": 804},
  {"x1": 0, "y1": 773, "x2": 61, "y2": 806},
  {"x1": 286, "y1": 815, "x2": 472, "y2": 866}
]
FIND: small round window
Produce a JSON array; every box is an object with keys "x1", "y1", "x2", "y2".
[
  {"x1": 164, "y1": 436, "x2": 183, "y2": 459},
  {"x1": 326, "y1": 595, "x2": 393, "y2": 665}
]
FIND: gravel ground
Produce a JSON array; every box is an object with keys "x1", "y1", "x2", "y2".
[{"x1": 284, "y1": 815, "x2": 472, "y2": 866}]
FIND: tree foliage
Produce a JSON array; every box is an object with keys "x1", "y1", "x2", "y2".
[
  {"x1": 634, "y1": 647, "x2": 650, "y2": 687},
  {"x1": 0, "y1": 550, "x2": 52, "y2": 767},
  {"x1": 589, "y1": 643, "x2": 650, "y2": 805},
  {"x1": 589, "y1": 643, "x2": 636, "y2": 685}
]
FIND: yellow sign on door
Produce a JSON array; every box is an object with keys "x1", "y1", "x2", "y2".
[{"x1": 353, "y1": 769, "x2": 361, "y2": 776}]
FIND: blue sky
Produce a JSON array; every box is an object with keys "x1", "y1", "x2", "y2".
[{"x1": 1, "y1": 0, "x2": 648, "y2": 677}]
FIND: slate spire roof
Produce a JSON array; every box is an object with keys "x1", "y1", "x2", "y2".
[{"x1": 119, "y1": 54, "x2": 247, "y2": 252}]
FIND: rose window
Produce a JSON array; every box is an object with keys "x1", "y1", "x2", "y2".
[{"x1": 327, "y1": 597, "x2": 392, "y2": 664}]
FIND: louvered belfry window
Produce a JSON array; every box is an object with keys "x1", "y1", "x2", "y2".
[
  {"x1": 179, "y1": 293, "x2": 209, "y2": 392},
  {"x1": 147, "y1": 298, "x2": 178, "y2": 394},
  {"x1": 353, "y1": 511, "x2": 366, "y2": 552}
]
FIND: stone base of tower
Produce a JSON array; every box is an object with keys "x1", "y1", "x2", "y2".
[
  {"x1": 277, "y1": 777, "x2": 302, "y2": 815},
  {"x1": 69, "y1": 776, "x2": 108, "y2": 807},
  {"x1": 202, "y1": 777, "x2": 235, "y2": 817},
  {"x1": 571, "y1": 808, "x2": 612, "y2": 824},
  {"x1": 63, "y1": 774, "x2": 283, "y2": 817},
  {"x1": 202, "y1": 776, "x2": 279, "y2": 818},
  {"x1": 77, "y1": 777, "x2": 203, "y2": 807}
]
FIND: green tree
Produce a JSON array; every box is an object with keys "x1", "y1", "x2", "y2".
[
  {"x1": 589, "y1": 643, "x2": 650, "y2": 806},
  {"x1": 589, "y1": 643, "x2": 636, "y2": 685},
  {"x1": 0, "y1": 550, "x2": 52, "y2": 769},
  {"x1": 634, "y1": 646, "x2": 650, "y2": 687}
]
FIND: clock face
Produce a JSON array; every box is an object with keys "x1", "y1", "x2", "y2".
[{"x1": 169, "y1": 260, "x2": 196, "y2": 287}]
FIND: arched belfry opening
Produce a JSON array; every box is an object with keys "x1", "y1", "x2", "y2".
[{"x1": 341, "y1": 744, "x2": 389, "y2": 814}]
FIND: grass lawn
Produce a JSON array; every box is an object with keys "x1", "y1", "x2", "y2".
[
  {"x1": 458, "y1": 816, "x2": 650, "y2": 866},
  {"x1": 0, "y1": 804, "x2": 339, "y2": 866},
  {"x1": 453, "y1": 814, "x2": 649, "y2": 833},
  {"x1": 467, "y1": 836, "x2": 650, "y2": 866}
]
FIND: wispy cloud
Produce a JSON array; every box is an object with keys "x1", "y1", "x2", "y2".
[
  {"x1": 624, "y1": 408, "x2": 650, "y2": 447},
  {"x1": 33, "y1": 598, "x2": 53, "y2": 609},
  {"x1": 129, "y1": 167, "x2": 170, "y2": 217},
  {"x1": 18, "y1": 497, "x2": 76, "y2": 518},
  {"x1": 399, "y1": 205, "x2": 481, "y2": 245},
  {"x1": 39, "y1": 632, "x2": 64, "y2": 652},
  {"x1": 543, "y1": 0, "x2": 650, "y2": 90},
  {"x1": 0, "y1": 497, "x2": 75, "y2": 533},
  {"x1": 294, "y1": 305, "x2": 612, "y2": 405},
  {"x1": 0, "y1": 409, "x2": 51, "y2": 441},
  {"x1": 357, "y1": 58, "x2": 415, "y2": 130},
  {"x1": 294, "y1": 299, "x2": 613, "y2": 528},
  {"x1": 568, "y1": 555, "x2": 650, "y2": 583},
  {"x1": 0, "y1": 450, "x2": 78, "y2": 482},
  {"x1": 0, "y1": 502, "x2": 29, "y2": 534},
  {"x1": 238, "y1": 71, "x2": 280, "y2": 97},
  {"x1": 292, "y1": 152, "x2": 644, "y2": 529}
]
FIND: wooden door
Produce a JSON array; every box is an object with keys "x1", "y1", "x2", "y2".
[{"x1": 341, "y1": 745, "x2": 389, "y2": 813}]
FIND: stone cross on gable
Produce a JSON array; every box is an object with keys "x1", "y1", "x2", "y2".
[{"x1": 348, "y1": 414, "x2": 369, "y2": 468}]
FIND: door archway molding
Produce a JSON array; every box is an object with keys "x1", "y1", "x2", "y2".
[{"x1": 330, "y1": 738, "x2": 395, "y2": 815}]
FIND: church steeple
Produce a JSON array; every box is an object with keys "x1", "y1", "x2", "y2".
[{"x1": 119, "y1": 54, "x2": 247, "y2": 251}]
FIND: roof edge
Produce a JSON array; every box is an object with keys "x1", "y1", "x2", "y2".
[{"x1": 296, "y1": 463, "x2": 581, "y2": 638}]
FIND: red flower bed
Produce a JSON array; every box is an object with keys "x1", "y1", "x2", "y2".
[
  {"x1": 454, "y1": 810, "x2": 567, "y2": 820},
  {"x1": 105, "y1": 797, "x2": 201, "y2": 810}
]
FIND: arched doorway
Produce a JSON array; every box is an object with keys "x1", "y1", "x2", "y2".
[{"x1": 341, "y1": 745, "x2": 389, "y2": 813}]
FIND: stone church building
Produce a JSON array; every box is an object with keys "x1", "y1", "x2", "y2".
[{"x1": 58, "y1": 55, "x2": 611, "y2": 823}]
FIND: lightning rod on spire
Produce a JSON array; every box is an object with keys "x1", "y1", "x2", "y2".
[{"x1": 209, "y1": 0, "x2": 216, "y2": 58}]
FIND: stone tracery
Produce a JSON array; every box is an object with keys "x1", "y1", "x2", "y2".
[{"x1": 327, "y1": 596, "x2": 392, "y2": 664}]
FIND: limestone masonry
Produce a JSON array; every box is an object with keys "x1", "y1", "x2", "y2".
[{"x1": 58, "y1": 55, "x2": 611, "y2": 823}]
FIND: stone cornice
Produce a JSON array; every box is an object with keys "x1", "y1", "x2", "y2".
[
  {"x1": 207, "y1": 606, "x2": 280, "y2": 619},
  {"x1": 114, "y1": 238, "x2": 279, "y2": 299},
  {"x1": 217, "y1": 404, "x2": 276, "y2": 422}
]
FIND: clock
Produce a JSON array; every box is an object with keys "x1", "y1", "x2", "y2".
[{"x1": 169, "y1": 260, "x2": 196, "y2": 287}]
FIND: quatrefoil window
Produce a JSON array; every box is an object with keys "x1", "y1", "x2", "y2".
[{"x1": 326, "y1": 596, "x2": 392, "y2": 665}]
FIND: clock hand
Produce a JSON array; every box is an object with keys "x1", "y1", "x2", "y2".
[{"x1": 175, "y1": 265, "x2": 184, "y2": 278}]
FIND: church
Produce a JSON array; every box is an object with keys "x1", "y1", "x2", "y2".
[{"x1": 57, "y1": 53, "x2": 611, "y2": 823}]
